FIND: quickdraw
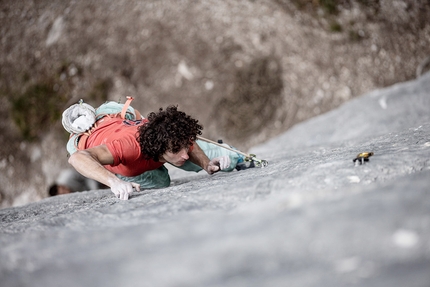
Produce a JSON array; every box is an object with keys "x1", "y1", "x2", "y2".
[{"x1": 353, "y1": 152, "x2": 374, "y2": 165}]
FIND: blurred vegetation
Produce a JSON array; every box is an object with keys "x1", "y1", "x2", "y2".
[
  {"x1": 329, "y1": 20, "x2": 343, "y2": 32},
  {"x1": 9, "y1": 80, "x2": 68, "y2": 141},
  {"x1": 4, "y1": 57, "x2": 112, "y2": 142},
  {"x1": 216, "y1": 55, "x2": 284, "y2": 140},
  {"x1": 280, "y1": 0, "x2": 381, "y2": 39},
  {"x1": 291, "y1": 0, "x2": 380, "y2": 15},
  {"x1": 88, "y1": 79, "x2": 111, "y2": 103}
]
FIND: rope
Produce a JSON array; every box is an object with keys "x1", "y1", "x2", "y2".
[
  {"x1": 62, "y1": 99, "x2": 96, "y2": 134},
  {"x1": 196, "y1": 136, "x2": 250, "y2": 158}
]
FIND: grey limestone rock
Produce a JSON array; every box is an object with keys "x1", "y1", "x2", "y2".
[{"x1": 1, "y1": 73, "x2": 430, "y2": 287}]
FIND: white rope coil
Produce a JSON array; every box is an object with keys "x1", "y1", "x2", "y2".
[{"x1": 62, "y1": 101, "x2": 96, "y2": 134}]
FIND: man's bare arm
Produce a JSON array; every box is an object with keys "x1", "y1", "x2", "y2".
[
  {"x1": 68, "y1": 145, "x2": 139, "y2": 199},
  {"x1": 188, "y1": 142, "x2": 230, "y2": 174},
  {"x1": 187, "y1": 142, "x2": 212, "y2": 173}
]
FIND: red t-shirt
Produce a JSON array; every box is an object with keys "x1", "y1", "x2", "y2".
[{"x1": 84, "y1": 117, "x2": 163, "y2": 177}]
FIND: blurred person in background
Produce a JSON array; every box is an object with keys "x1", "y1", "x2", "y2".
[{"x1": 48, "y1": 168, "x2": 106, "y2": 196}]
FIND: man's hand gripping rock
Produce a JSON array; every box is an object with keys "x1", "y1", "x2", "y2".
[
  {"x1": 109, "y1": 178, "x2": 140, "y2": 200},
  {"x1": 206, "y1": 156, "x2": 231, "y2": 174}
]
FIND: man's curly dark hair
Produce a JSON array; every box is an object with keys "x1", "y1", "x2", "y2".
[{"x1": 137, "y1": 105, "x2": 203, "y2": 161}]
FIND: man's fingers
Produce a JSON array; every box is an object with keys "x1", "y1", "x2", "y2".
[
  {"x1": 209, "y1": 165, "x2": 220, "y2": 174},
  {"x1": 131, "y1": 182, "x2": 140, "y2": 192},
  {"x1": 121, "y1": 184, "x2": 136, "y2": 200},
  {"x1": 119, "y1": 189, "x2": 127, "y2": 200},
  {"x1": 206, "y1": 156, "x2": 232, "y2": 174},
  {"x1": 111, "y1": 181, "x2": 140, "y2": 200},
  {"x1": 219, "y1": 156, "x2": 231, "y2": 170},
  {"x1": 211, "y1": 156, "x2": 231, "y2": 170}
]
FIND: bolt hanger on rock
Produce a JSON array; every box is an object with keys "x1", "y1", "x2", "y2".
[{"x1": 353, "y1": 152, "x2": 374, "y2": 165}]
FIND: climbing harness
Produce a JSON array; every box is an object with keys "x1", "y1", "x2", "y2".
[
  {"x1": 353, "y1": 152, "x2": 374, "y2": 165},
  {"x1": 197, "y1": 136, "x2": 269, "y2": 168}
]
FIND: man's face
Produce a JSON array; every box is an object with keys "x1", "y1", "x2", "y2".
[{"x1": 161, "y1": 148, "x2": 189, "y2": 166}]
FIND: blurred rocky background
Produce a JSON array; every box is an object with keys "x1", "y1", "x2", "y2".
[{"x1": 0, "y1": 0, "x2": 429, "y2": 207}]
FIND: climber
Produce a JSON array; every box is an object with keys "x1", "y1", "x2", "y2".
[{"x1": 64, "y1": 101, "x2": 245, "y2": 200}]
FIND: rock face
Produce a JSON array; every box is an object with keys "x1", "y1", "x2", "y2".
[
  {"x1": 0, "y1": 72, "x2": 429, "y2": 286},
  {"x1": 1, "y1": 0, "x2": 430, "y2": 206}
]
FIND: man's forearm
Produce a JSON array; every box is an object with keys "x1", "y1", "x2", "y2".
[
  {"x1": 188, "y1": 142, "x2": 211, "y2": 173},
  {"x1": 68, "y1": 150, "x2": 120, "y2": 188},
  {"x1": 68, "y1": 146, "x2": 139, "y2": 200}
]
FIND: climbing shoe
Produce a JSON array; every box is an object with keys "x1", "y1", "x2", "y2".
[{"x1": 236, "y1": 159, "x2": 256, "y2": 171}]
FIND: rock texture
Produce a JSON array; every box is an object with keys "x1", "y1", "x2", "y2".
[
  {"x1": 0, "y1": 71, "x2": 429, "y2": 287},
  {"x1": 1, "y1": 0, "x2": 429, "y2": 206}
]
